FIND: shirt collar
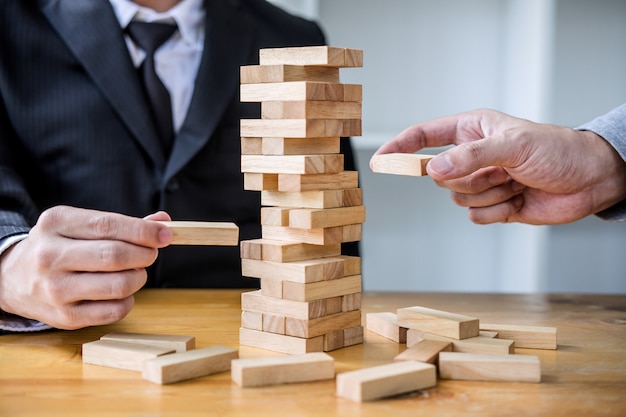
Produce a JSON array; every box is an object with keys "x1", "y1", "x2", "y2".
[{"x1": 108, "y1": 0, "x2": 205, "y2": 47}]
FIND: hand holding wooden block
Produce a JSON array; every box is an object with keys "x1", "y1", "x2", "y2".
[
  {"x1": 158, "y1": 221, "x2": 239, "y2": 246},
  {"x1": 370, "y1": 153, "x2": 434, "y2": 176}
]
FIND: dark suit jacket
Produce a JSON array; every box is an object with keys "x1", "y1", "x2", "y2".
[{"x1": 0, "y1": 0, "x2": 357, "y2": 288}]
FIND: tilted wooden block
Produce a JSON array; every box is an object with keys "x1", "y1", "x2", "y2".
[
  {"x1": 241, "y1": 82, "x2": 358, "y2": 103},
  {"x1": 240, "y1": 119, "x2": 360, "y2": 138},
  {"x1": 288, "y1": 206, "x2": 365, "y2": 229},
  {"x1": 242, "y1": 290, "x2": 330, "y2": 320},
  {"x1": 394, "y1": 340, "x2": 452, "y2": 364},
  {"x1": 241, "y1": 256, "x2": 359, "y2": 283},
  {"x1": 262, "y1": 101, "x2": 361, "y2": 120},
  {"x1": 231, "y1": 352, "x2": 335, "y2": 387},
  {"x1": 282, "y1": 274, "x2": 362, "y2": 302},
  {"x1": 278, "y1": 171, "x2": 359, "y2": 192},
  {"x1": 261, "y1": 137, "x2": 341, "y2": 155},
  {"x1": 82, "y1": 340, "x2": 175, "y2": 371},
  {"x1": 238, "y1": 327, "x2": 324, "y2": 355},
  {"x1": 240, "y1": 239, "x2": 341, "y2": 262},
  {"x1": 370, "y1": 153, "x2": 434, "y2": 176},
  {"x1": 240, "y1": 64, "x2": 339, "y2": 84},
  {"x1": 141, "y1": 345, "x2": 238, "y2": 385},
  {"x1": 397, "y1": 305, "x2": 479, "y2": 340},
  {"x1": 158, "y1": 221, "x2": 239, "y2": 246},
  {"x1": 259, "y1": 46, "x2": 363, "y2": 68},
  {"x1": 100, "y1": 333, "x2": 195, "y2": 353},
  {"x1": 286, "y1": 310, "x2": 362, "y2": 338},
  {"x1": 438, "y1": 352, "x2": 541, "y2": 383},
  {"x1": 406, "y1": 329, "x2": 514, "y2": 355},
  {"x1": 336, "y1": 361, "x2": 437, "y2": 402},
  {"x1": 480, "y1": 323, "x2": 557, "y2": 349},
  {"x1": 365, "y1": 312, "x2": 407, "y2": 343},
  {"x1": 241, "y1": 154, "x2": 344, "y2": 175}
]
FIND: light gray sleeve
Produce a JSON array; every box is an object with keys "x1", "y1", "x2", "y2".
[{"x1": 577, "y1": 103, "x2": 626, "y2": 221}]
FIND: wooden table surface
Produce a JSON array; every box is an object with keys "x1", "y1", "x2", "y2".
[{"x1": 1, "y1": 289, "x2": 625, "y2": 416}]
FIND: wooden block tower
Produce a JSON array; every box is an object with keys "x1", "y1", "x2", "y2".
[{"x1": 238, "y1": 46, "x2": 365, "y2": 354}]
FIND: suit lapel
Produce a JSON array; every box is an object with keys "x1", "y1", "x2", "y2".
[
  {"x1": 41, "y1": 0, "x2": 166, "y2": 169},
  {"x1": 163, "y1": 0, "x2": 256, "y2": 183}
]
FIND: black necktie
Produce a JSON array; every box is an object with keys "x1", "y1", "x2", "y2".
[{"x1": 126, "y1": 21, "x2": 177, "y2": 155}]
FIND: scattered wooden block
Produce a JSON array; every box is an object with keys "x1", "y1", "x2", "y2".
[
  {"x1": 240, "y1": 64, "x2": 340, "y2": 84},
  {"x1": 406, "y1": 330, "x2": 514, "y2": 354},
  {"x1": 336, "y1": 361, "x2": 436, "y2": 402},
  {"x1": 259, "y1": 46, "x2": 363, "y2": 67},
  {"x1": 438, "y1": 352, "x2": 541, "y2": 383},
  {"x1": 289, "y1": 206, "x2": 365, "y2": 229},
  {"x1": 397, "y1": 306, "x2": 479, "y2": 340},
  {"x1": 241, "y1": 256, "x2": 358, "y2": 283},
  {"x1": 286, "y1": 310, "x2": 362, "y2": 338},
  {"x1": 241, "y1": 154, "x2": 344, "y2": 175},
  {"x1": 158, "y1": 221, "x2": 239, "y2": 246},
  {"x1": 141, "y1": 346, "x2": 238, "y2": 385},
  {"x1": 240, "y1": 118, "x2": 360, "y2": 138},
  {"x1": 282, "y1": 274, "x2": 362, "y2": 302},
  {"x1": 82, "y1": 340, "x2": 175, "y2": 371},
  {"x1": 480, "y1": 323, "x2": 557, "y2": 350},
  {"x1": 262, "y1": 101, "x2": 361, "y2": 120},
  {"x1": 240, "y1": 239, "x2": 341, "y2": 263},
  {"x1": 394, "y1": 340, "x2": 452, "y2": 364},
  {"x1": 100, "y1": 333, "x2": 195, "y2": 353},
  {"x1": 241, "y1": 81, "x2": 358, "y2": 103},
  {"x1": 231, "y1": 352, "x2": 335, "y2": 387},
  {"x1": 261, "y1": 137, "x2": 341, "y2": 155},
  {"x1": 365, "y1": 312, "x2": 407, "y2": 343},
  {"x1": 370, "y1": 153, "x2": 434, "y2": 176},
  {"x1": 278, "y1": 171, "x2": 359, "y2": 192},
  {"x1": 239, "y1": 327, "x2": 324, "y2": 355}
]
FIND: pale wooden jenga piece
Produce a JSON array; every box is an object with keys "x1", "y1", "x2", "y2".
[
  {"x1": 241, "y1": 311, "x2": 263, "y2": 331},
  {"x1": 288, "y1": 206, "x2": 366, "y2": 229},
  {"x1": 239, "y1": 328, "x2": 324, "y2": 354},
  {"x1": 406, "y1": 329, "x2": 514, "y2": 355},
  {"x1": 343, "y1": 326, "x2": 364, "y2": 346},
  {"x1": 336, "y1": 361, "x2": 437, "y2": 402},
  {"x1": 240, "y1": 118, "x2": 361, "y2": 138},
  {"x1": 240, "y1": 239, "x2": 341, "y2": 263},
  {"x1": 365, "y1": 312, "x2": 408, "y2": 343},
  {"x1": 480, "y1": 323, "x2": 557, "y2": 349},
  {"x1": 243, "y1": 173, "x2": 279, "y2": 191},
  {"x1": 241, "y1": 154, "x2": 344, "y2": 175},
  {"x1": 285, "y1": 310, "x2": 362, "y2": 338},
  {"x1": 261, "y1": 189, "x2": 362, "y2": 209},
  {"x1": 397, "y1": 306, "x2": 479, "y2": 340},
  {"x1": 262, "y1": 101, "x2": 361, "y2": 120},
  {"x1": 370, "y1": 153, "x2": 434, "y2": 176},
  {"x1": 261, "y1": 137, "x2": 341, "y2": 155},
  {"x1": 240, "y1": 65, "x2": 340, "y2": 84},
  {"x1": 394, "y1": 340, "x2": 452, "y2": 364},
  {"x1": 259, "y1": 46, "x2": 363, "y2": 68},
  {"x1": 241, "y1": 81, "x2": 361, "y2": 103},
  {"x1": 438, "y1": 352, "x2": 541, "y2": 383},
  {"x1": 242, "y1": 290, "x2": 330, "y2": 320},
  {"x1": 141, "y1": 346, "x2": 238, "y2": 385},
  {"x1": 282, "y1": 275, "x2": 362, "y2": 302},
  {"x1": 241, "y1": 256, "x2": 359, "y2": 283},
  {"x1": 82, "y1": 340, "x2": 174, "y2": 371},
  {"x1": 241, "y1": 137, "x2": 263, "y2": 155},
  {"x1": 100, "y1": 333, "x2": 195, "y2": 353},
  {"x1": 278, "y1": 171, "x2": 359, "y2": 192},
  {"x1": 157, "y1": 221, "x2": 239, "y2": 246},
  {"x1": 231, "y1": 352, "x2": 335, "y2": 387},
  {"x1": 262, "y1": 225, "x2": 359, "y2": 245},
  {"x1": 260, "y1": 207, "x2": 291, "y2": 226}
]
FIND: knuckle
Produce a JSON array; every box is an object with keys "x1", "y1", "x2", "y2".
[
  {"x1": 97, "y1": 242, "x2": 126, "y2": 267},
  {"x1": 89, "y1": 214, "x2": 117, "y2": 238}
]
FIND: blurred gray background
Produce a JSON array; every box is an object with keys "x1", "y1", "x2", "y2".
[{"x1": 268, "y1": 0, "x2": 626, "y2": 293}]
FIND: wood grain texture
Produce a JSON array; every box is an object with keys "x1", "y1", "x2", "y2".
[
  {"x1": 260, "y1": 137, "x2": 341, "y2": 155},
  {"x1": 278, "y1": 171, "x2": 359, "y2": 192},
  {"x1": 438, "y1": 352, "x2": 541, "y2": 383},
  {"x1": 240, "y1": 65, "x2": 340, "y2": 84},
  {"x1": 100, "y1": 333, "x2": 195, "y2": 353},
  {"x1": 397, "y1": 305, "x2": 479, "y2": 340},
  {"x1": 394, "y1": 340, "x2": 452, "y2": 364},
  {"x1": 258, "y1": 46, "x2": 363, "y2": 67},
  {"x1": 240, "y1": 118, "x2": 361, "y2": 138},
  {"x1": 158, "y1": 221, "x2": 239, "y2": 246},
  {"x1": 241, "y1": 154, "x2": 344, "y2": 175},
  {"x1": 406, "y1": 330, "x2": 515, "y2": 354},
  {"x1": 239, "y1": 238, "x2": 341, "y2": 263},
  {"x1": 365, "y1": 312, "x2": 407, "y2": 343},
  {"x1": 82, "y1": 340, "x2": 175, "y2": 371},
  {"x1": 261, "y1": 101, "x2": 361, "y2": 119},
  {"x1": 241, "y1": 256, "x2": 358, "y2": 283},
  {"x1": 238, "y1": 327, "x2": 324, "y2": 355},
  {"x1": 480, "y1": 323, "x2": 557, "y2": 349},
  {"x1": 370, "y1": 153, "x2": 434, "y2": 176}
]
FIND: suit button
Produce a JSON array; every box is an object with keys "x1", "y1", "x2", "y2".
[{"x1": 166, "y1": 179, "x2": 180, "y2": 192}]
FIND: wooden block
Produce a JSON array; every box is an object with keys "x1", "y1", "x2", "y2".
[
  {"x1": 394, "y1": 340, "x2": 452, "y2": 364},
  {"x1": 240, "y1": 64, "x2": 339, "y2": 84},
  {"x1": 261, "y1": 137, "x2": 340, "y2": 155},
  {"x1": 406, "y1": 329, "x2": 515, "y2": 354},
  {"x1": 242, "y1": 290, "x2": 330, "y2": 320},
  {"x1": 278, "y1": 171, "x2": 359, "y2": 192},
  {"x1": 238, "y1": 327, "x2": 324, "y2": 355},
  {"x1": 100, "y1": 333, "x2": 195, "y2": 353},
  {"x1": 438, "y1": 352, "x2": 541, "y2": 383},
  {"x1": 285, "y1": 310, "x2": 361, "y2": 338},
  {"x1": 480, "y1": 323, "x2": 557, "y2": 349},
  {"x1": 241, "y1": 256, "x2": 350, "y2": 283},
  {"x1": 262, "y1": 225, "x2": 344, "y2": 245},
  {"x1": 396, "y1": 306, "x2": 479, "y2": 340},
  {"x1": 260, "y1": 276, "x2": 283, "y2": 298},
  {"x1": 262, "y1": 313, "x2": 286, "y2": 334},
  {"x1": 343, "y1": 326, "x2": 364, "y2": 347},
  {"x1": 479, "y1": 330, "x2": 499, "y2": 338},
  {"x1": 324, "y1": 296, "x2": 343, "y2": 315},
  {"x1": 260, "y1": 207, "x2": 291, "y2": 226},
  {"x1": 243, "y1": 173, "x2": 278, "y2": 191},
  {"x1": 365, "y1": 312, "x2": 407, "y2": 343},
  {"x1": 342, "y1": 292, "x2": 362, "y2": 312},
  {"x1": 82, "y1": 340, "x2": 175, "y2": 371},
  {"x1": 261, "y1": 190, "x2": 344, "y2": 209},
  {"x1": 288, "y1": 206, "x2": 365, "y2": 229},
  {"x1": 370, "y1": 153, "x2": 434, "y2": 176},
  {"x1": 336, "y1": 361, "x2": 437, "y2": 402},
  {"x1": 240, "y1": 119, "x2": 359, "y2": 138},
  {"x1": 342, "y1": 188, "x2": 363, "y2": 206},
  {"x1": 142, "y1": 346, "x2": 238, "y2": 385},
  {"x1": 259, "y1": 46, "x2": 362, "y2": 68},
  {"x1": 241, "y1": 137, "x2": 263, "y2": 155},
  {"x1": 282, "y1": 275, "x2": 362, "y2": 302},
  {"x1": 231, "y1": 352, "x2": 334, "y2": 387},
  {"x1": 240, "y1": 238, "x2": 341, "y2": 263},
  {"x1": 241, "y1": 311, "x2": 263, "y2": 331},
  {"x1": 342, "y1": 224, "x2": 362, "y2": 242},
  {"x1": 342, "y1": 84, "x2": 362, "y2": 102},
  {"x1": 323, "y1": 330, "x2": 345, "y2": 351},
  {"x1": 240, "y1": 82, "x2": 346, "y2": 102},
  {"x1": 262, "y1": 101, "x2": 361, "y2": 120},
  {"x1": 341, "y1": 256, "x2": 361, "y2": 276},
  {"x1": 158, "y1": 221, "x2": 239, "y2": 246},
  {"x1": 241, "y1": 154, "x2": 343, "y2": 175}
]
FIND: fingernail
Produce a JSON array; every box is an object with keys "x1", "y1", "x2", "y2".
[{"x1": 428, "y1": 154, "x2": 454, "y2": 176}]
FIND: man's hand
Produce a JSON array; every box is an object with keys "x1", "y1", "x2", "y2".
[
  {"x1": 372, "y1": 109, "x2": 626, "y2": 225},
  {"x1": 0, "y1": 206, "x2": 173, "y2": 329}
]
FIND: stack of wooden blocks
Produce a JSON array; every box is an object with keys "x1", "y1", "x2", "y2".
[{"x1": 238, "y1": 46, "x2": 365, "y2": 354}]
